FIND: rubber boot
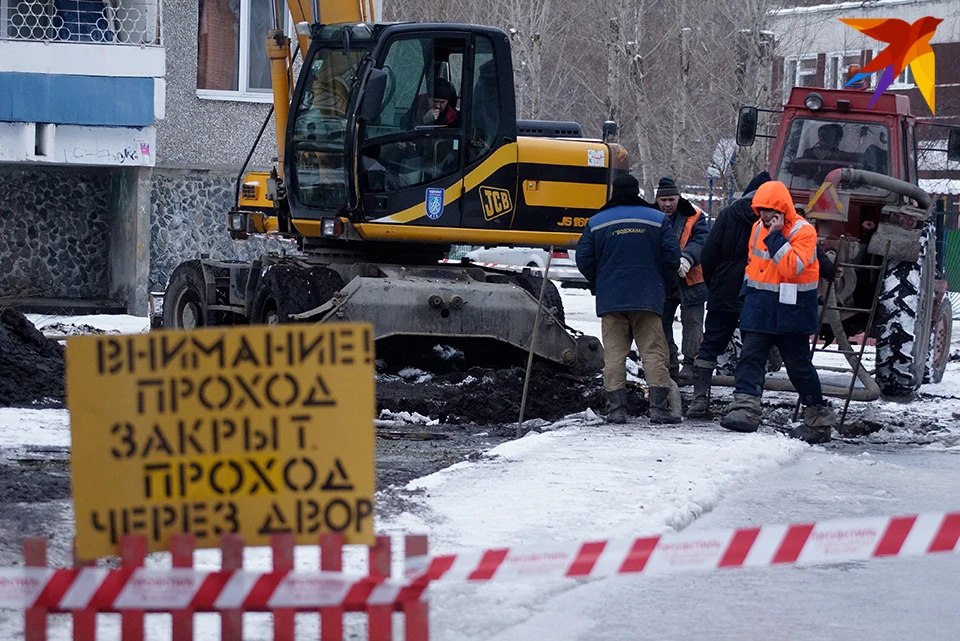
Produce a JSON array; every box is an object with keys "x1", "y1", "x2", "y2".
[
  {"x1": 788, "y1": 404, "x2": 837, "y2": 444},
  {"x1": 605, "y1": 389, "x2": 628, "y2": 424},
  {"x1": 686, "y1": 367, "x2": 713, "y2": 419},
  {"x1": 649, "y1": 387, "x2": 682, "y2": 424},
  {"x1": 720, "y1": 393, "x2": 761, "y2": 433},
  {"x1": 677, "y1": 359, "x2": 696, "y2": 387}
]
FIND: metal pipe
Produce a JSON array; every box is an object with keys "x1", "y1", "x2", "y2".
[{"x1": 518, "y1": 249, "x2": 555, "y2": 438}]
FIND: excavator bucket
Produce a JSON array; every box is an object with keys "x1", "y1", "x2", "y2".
[{"x1": 291, "y1": 265, "x2": 605, "y2": 373}]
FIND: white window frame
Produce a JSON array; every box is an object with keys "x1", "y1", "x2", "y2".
[
  {"x1": 196, "y1": 0, "x2": 294, "y2": 104},
  {"x1": 881, "y1": 47, "x2": 915, "y2": 89},
  {"x1": 825, "y1": 50, "x2": 863, "y2": 90},
  {"x1": 782, "y1": 54, "x2": 818, "y2": 102}
]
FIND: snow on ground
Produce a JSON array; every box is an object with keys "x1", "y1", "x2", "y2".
[
  {"x1": 372, "y1": 422, "x2": 808, "y2": 639},
  {"x1": 0, "y1": 408, "x2": 69, "y2": 448},
  {"x1": 25, "y1": 314, "x2": 149, "y2": 337}
]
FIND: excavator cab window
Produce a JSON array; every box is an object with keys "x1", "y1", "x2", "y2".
[
  {"x1": 290, "y1": 42, "x2": 369, "y2": 209},
  {"x1": 778, "y1": 118, "x2": 891, "y2": 192},
  {"x1": 359, "y1": 36, "x2": 467, "y2": 193}
]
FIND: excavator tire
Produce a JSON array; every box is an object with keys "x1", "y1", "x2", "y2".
[
  {"x1": 513, "y1": 273, "x2": 565, "y2": 325},
  {"x1": 251, "y1": 265, "x2": 345, "y2": 325},
  {"x1": 875, "y1": 225, "x2": 936, "y2": 398},
  {"x1": 163, "y1": 260, "x2": 223, "y2": 330}
]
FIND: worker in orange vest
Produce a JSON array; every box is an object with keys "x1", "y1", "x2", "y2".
[
  {"x1": 720, "y1": 180, "x2": 838, "y2": 443},
  {"x1": 655, "y1": 177, "x2": 709, "y2": 386}
]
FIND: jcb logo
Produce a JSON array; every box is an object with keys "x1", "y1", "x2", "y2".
[{"x1": 480, "y1": 187, "x2": 513, "y2": 221}]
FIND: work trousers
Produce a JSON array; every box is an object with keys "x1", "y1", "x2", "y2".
[
  {"x1": 734, "y1": 331, "x2": 824, "y2": 406},
  {"x1": 694, "y1": 309, "x2": 740, "y2": 369},
  {"x1": 662, "y1": 298, "x2": 705, "y2": 370},
  {"x1": 601, "y1": 311, "x2": 672, "y2": 390}
]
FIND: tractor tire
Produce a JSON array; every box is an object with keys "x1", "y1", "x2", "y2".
[
  {"x1": 514, "y1": 273, "x2": 565, "y2": 324},
  {"x1": 163, "y1": 260, "x2": 222, "y2": 330},
  {"x1": 875, "y1": 224, "x2": 936, "y2": 398},
  {"x1": 250, "y1": 265, "x2": 344, "y2": 325},
  {"x1": 925, "y1": 298, "x2": 953, "y2": 384}
]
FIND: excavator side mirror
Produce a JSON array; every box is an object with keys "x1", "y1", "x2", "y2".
[
  {"x1": 948, "y1": 127, "x2": 960, "y2": 163},
  {"x1": 736, "y1": 106, "x2": 758, "y2": 147},
  {"x1": 360, "y1": 69, "x2": 388, "y2": 122}
]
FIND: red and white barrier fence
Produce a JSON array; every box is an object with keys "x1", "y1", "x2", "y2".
[
  {"x1": 6, "y1": 511, "x2": 960, "y2": 639},
  {"x1": 404, "y1": 511, "x2": 960, "y2": 583}
]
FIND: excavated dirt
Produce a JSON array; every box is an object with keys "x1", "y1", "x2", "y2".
[
  {"x1": 376, "y1": 362, "x2": 649, "y2": 424},
  {"x1": 0, "y1": 310, "x2": 651, "y2": 424},
  {"x1": 0, "y1": 309, "x2": 66, "y2": 407}
]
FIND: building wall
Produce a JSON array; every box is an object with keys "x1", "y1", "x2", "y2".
[
  {"x1": 150, "y1": 168, "x2": 286, "y2": 291},
  {"x1": 0, "y1": 165, "x2": 111, "y2": 299},
  {"x1": 156, "y1": 0, "x2": 278, "y2": 170}
]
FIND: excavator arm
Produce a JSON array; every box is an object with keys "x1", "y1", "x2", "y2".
[{"x1": 265, "y1": 0, "x2": 381, "y2": 177}]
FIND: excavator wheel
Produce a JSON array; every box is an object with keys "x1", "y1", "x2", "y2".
[
  {"x1": 513, "y1": 273, "x2": 565, "y2": 324},
  {"x1": 251, "y1": 264, "x2": 345, "y2": 325},
  {"x1": 163, "y1": 260, "x2": 222, "y2": 330}
]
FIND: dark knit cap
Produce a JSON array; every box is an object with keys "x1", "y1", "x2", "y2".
[
  {"x1": 433, "y1": 78, "x2": 458, "y2": 103},
  {"x1": 656, "y1": 177, "x2": 680, "y2": 198},
  {"x1": 611, "y1": 173, "x2": 640, "y2": 199}
]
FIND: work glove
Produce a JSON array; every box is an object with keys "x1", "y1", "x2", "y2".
[{"x1": 678, "y1": 257, "x2": 692, "y2": 278}]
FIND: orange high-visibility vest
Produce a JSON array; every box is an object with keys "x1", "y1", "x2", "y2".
[
  {"x1": 744, "y1": 185, "x2": 819, "y2": 292},
  {"x1": 679, "y1": 207, "x2": 705, "y2": 286}
]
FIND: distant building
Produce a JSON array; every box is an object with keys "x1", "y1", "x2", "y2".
[
  {"x1": 0, "y1": 0, "x2": 165, "y2": 313},
  {"x1": 768, "y1": 0, "x2": 960, "y2": 211},
  {"x1": 0, "y1": 0, "x2": 290, "y2": 314}
]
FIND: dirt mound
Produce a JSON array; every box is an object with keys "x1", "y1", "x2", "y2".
[
  {"x1": 377, "y1": 362, "x2": 649, "y2": 424},
  {"x1": 0, "y1": 309, "x2": 65, "y2": 407}
]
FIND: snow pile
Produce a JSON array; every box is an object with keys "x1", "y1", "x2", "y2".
[
  {"x1": 378, "y1": 409, "x2": 440, "y2": 426},
  {"x1": 433, "y1": 344, "x2": 465, "y2": 361},
  {"x1": 398, "y1": 367, "x2": 434, "y2": 383},
  {"x1": 0, "y1": 309, "x2": 65, "y2": 407}
]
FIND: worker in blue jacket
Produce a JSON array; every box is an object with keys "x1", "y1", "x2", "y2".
[{"x1": 576, "y1": 173, "x2": 682, "y2": 424}]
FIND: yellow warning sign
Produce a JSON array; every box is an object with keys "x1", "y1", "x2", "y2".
[{"x1": 67, "y1": 324, "x2": 375, "y2": 559}]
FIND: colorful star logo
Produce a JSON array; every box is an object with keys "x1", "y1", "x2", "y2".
[{"x1": 841, "y1": 17, "x2": 942, "y2": 114}]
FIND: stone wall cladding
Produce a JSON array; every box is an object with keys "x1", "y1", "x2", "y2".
[
  {"x1": 0, "y1": 165, "x2": 110, "y2": 299},
  {"x1": 150, "y1": 169, "x2": 291, "y2": 291}
]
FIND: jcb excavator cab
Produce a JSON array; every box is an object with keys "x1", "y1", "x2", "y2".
[{"x1": 284, "y1": 23, "x2": 520, "y2": 245}]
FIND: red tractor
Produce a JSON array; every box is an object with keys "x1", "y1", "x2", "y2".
[{"x1": 736, "y1": 86, "x2": 960, "y2": 399}]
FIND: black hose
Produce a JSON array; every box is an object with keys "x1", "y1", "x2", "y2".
[
  {"x1": 233, "y1": 44, "x2": 301, "y2": 204},
  {"x1": 234, "y1": 105, "x2": 275, "y2": 205}
]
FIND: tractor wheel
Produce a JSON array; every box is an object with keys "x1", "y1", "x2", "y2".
[
  {"x1": 163, "y1": 260, "x2": 221, "y2": 330},
  {"x1": 251, "y1": 265, "x2": 344, "y2": 325},
  {"x1": 875, "y1": 224, "x2": 937, "y2": 398},
  {"x1": 514, "y1": 273, "x2": 565, "y2": 324},
  {"x1": 925, "y1": 298, "x2": 953, "y2": 384}
]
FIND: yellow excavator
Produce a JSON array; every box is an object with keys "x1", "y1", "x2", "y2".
[{"x1": 162, "y1": 0, "x2": 628, "y2": 370}]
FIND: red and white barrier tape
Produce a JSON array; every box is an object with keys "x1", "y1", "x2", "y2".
[
  {"x1": 405, "y1": 511, "x2": 960, "y2": 582},
  {"x1": 0, "y1": 568, "x2": 424, "y2": 612},
  {"x1": 3, "y1": 511, "x2": 958, "y2": 612}
]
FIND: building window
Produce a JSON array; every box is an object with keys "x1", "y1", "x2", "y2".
[
  {"x1": 783, "y1": 55, "x2": 818, "y2": 101},
  {"x1": 197, "y1": 0, "x2": 287, "y2": 102},
  {"x1": 826, "y1": 51, "x2": 863, "y2": 89}
]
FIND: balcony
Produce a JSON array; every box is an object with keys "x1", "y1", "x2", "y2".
[{"x1": 0, "y1": 0, "x2": 161, "y2": 45}]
